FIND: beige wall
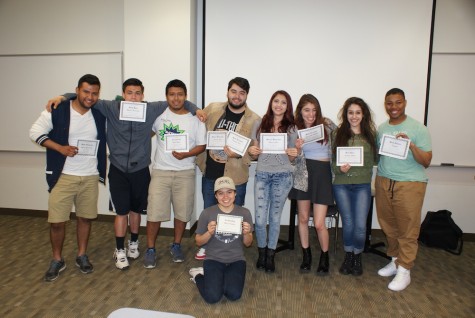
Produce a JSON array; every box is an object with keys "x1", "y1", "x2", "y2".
[{"x1": 0, "y1": 0, "x2": 474, "y2": 233}]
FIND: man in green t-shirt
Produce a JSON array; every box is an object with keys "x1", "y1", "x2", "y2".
[{"x1": 375, "y1": 88, "x2": 432, "y2": 292}]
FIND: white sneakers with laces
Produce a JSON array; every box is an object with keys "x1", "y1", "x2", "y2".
[
  {"x1": 378, "y1": 257, "x2": 411, "y2": 291},
  {"x1": 114, "y1": 248, "x2": 130, "y2": 270},
  {"x1": 127, "y1": 240, "x2": 140, "y2": 259},
  {"x1": 388, "y1": 266, "x2": 411, "y2": 291},
  {"x1": 189, "y1": 267, "x2": 204, "y2": 283},
  {"x1": 378, "y1": 257, "x2": 398, "y2": 277}
]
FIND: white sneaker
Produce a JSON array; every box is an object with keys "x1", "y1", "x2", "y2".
[
  {"x1": 127, "y1": 240, "x2": 140, "y2": 259},
  {"x1": 189, "y1": 267, "x2": 204, "y2": 283},
  {"x1": 194, "y1": 247, "x2": 206, "y2": 260},
  {"x1": 388, "y1": 267, "x2": 411, "y2": 291},
  {"x1": 378, "y1": 258, "x2": 397, "y2": 277},
  {"x1": 114, "y1": 248, "x2": 130, "y2": 270}
]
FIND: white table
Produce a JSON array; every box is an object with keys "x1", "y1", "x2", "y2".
[{"x1": 108, "y1": 308, "x2": 195, "y2": 318}]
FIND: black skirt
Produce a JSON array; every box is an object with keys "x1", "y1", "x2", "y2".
[{"x1": 288, "y1": 159, "x2": 334, "y2": 205}]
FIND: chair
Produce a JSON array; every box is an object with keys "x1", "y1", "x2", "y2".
[
  {"x1": 309, "y1": 204, "x2": 339, "y2": 255},
  {"x1": 327, "y1": 205, "x2": 340, "y2": 255}
]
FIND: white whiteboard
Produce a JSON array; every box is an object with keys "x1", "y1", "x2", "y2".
[
  {"x1": 426, "y1": 0, "x2": 475, "y2": 166},
  {"x1": 0, "y1": 53, "x2": 123, "y2": 152},
  {"x1": 432, "y1": 0, "x2": 475, "y2": 53},
  {"x1": 427, "y1": 54, "x2": 475, "y2": 166},
  {"x1": 204, "y1": 0, "x2": 433, "y2": 129}
]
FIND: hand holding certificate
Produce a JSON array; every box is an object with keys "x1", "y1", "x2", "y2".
[
  {"x1": 379, "y1": 134, "x2": 410, "y2": 160},
  {"x1": 76, "y1": 140, "x2": 99, "y2": 157},
  {"x1": 226, "y1": 131, "x2": 251, "y2": 157},
  {"x1": 119, "y1": 101, "x2": 147, "y2": 122},
  {"x1": 336, "y1": 146, "x2": 364, "y2": 166},
  {"x1": 216, "y1": 214, "x2": 243, "y2": 235},
  {"x1": 260, "y1": 133, "x2": 287, "y2": 154},
  {"x1": 164, "y1": 133, "x2": 189, "y2": 153},
  {"x1": 206, "y1": 131, "x2": 227, "y2": 150},
  {"x1": 298, "y1": 124, "x2": 324, "y2": 144}
]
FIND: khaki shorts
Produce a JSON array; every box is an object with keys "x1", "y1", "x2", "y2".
[
  {"x1": 147, "y1": 169, "x2": 195, "y2": 222},
  {"x1": 48, "y1": 174, "x2": 99, "y2": 223}
]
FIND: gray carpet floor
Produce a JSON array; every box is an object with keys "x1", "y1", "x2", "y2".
[{"x1": 0, "y1": 214, "x2": 474, "y2": 318}]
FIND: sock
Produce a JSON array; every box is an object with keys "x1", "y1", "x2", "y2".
[
  {"x1": 116, "y1": 237, "x2": 125, "y2": 250},
  {"x1": 130, "y1": 232, "x2": 139, "y2": 242}
]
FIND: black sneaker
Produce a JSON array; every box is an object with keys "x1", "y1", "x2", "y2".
[
  {"x1": 44, "y1": 259, "x2": 66, "y2": 282},
  {"x1": 75, "y1": 254, "x2": 94, "y2": 274}
]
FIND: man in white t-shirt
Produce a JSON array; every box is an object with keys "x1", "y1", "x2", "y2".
[
  {"x1": 143, "y1": 79, "x2": 206, "y2": 268},
  {"x1": 29, "y1": 74, "x2": 107, "y2": 282}
]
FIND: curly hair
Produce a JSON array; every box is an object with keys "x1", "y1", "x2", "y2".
[{"x1": 333, "y1": 97, "x2": 377, "y2": 160}]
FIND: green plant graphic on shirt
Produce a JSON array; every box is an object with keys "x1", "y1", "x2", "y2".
[{"x1": 158, "y1": 122, "x2": 184, "y2": 141}]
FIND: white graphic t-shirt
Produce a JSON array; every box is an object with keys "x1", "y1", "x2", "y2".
[{"x1": 151, "y1": 108, "x2": 206, "y2": 170}]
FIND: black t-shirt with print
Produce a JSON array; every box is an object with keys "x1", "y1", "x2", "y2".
[{"x1": 205, "y1": 106, "x2": 245, "y2": 179}]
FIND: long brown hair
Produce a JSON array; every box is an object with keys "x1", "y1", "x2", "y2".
[
  {"x1": 333, "y1": 97, "x2": 377, "y2": 159},
  {"x1": 258, "y1": 90, "x2": 294, "y2": 134},
  {"x1": 294, "y1": 94, "x2": 328, "y2": 144}
]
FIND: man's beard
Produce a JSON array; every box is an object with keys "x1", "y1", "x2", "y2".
[{"x1": 228, "y1": 101, "x2": 245, "y2": 109}]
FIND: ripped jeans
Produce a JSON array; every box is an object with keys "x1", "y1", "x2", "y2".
[{"x1": 254, "y1": 171, "x2": 293, "y2": 249}]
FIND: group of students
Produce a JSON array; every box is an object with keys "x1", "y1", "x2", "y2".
[
  {"x1": 246, "y1": 87, "x2": 430, "y2": 294},
  {"x1": 32, "y1": 75, "x2": 207, "y2": 277},
  {"x1": 30, "y1": 74, "x2": 431, "y2": 304},
  {"x1": 191, "y1": 85, "x2": 431, "y2": 303},
  {"x1": 30, "y1": 75, "x2": 260, "y2": 303}
]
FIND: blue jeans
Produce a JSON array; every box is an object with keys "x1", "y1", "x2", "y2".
[
  {"x1": 202, "y1": 176, "x2": 246, "y2": 209},
  {"x1": 333, "y1": 183, "x2": 371, "y2": 254},
  {"x1": 195, "y1": 259, "x2": 246, "y2": 304},
  {"x1": 254, "y1": 171, "x2": 293, "y2": 249}
]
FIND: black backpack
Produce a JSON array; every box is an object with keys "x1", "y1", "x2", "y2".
[{"x1": 419, "y1": 210, "x2": 463, "y2": 255}]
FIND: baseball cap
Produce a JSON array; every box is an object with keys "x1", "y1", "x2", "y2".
[{"x1": 214, "y1": 176, "x2": 236, "y2": 192}]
